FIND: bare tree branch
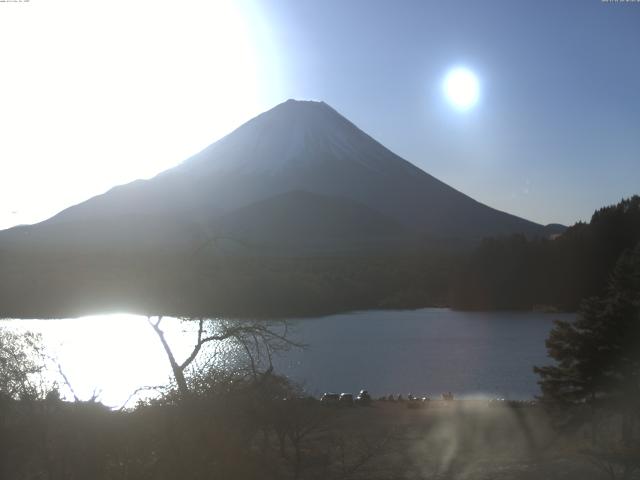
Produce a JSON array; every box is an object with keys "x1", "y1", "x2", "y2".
[
  {"x1": 117, "y1": 384, "x2": 169, "y2": 411},
  {"x1": 57, "y1": 363, "x2": 80, "y2": 402},
  {"x1": 147, "y1": 315, "x2": 304, "y2": 398}
]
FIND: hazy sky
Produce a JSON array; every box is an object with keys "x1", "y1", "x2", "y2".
[{"x1": 1, "y1": 0, "x2": 638, "y2": 229}]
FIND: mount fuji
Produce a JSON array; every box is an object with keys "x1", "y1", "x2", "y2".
[{"x1": 0, "y1": 99, "x2": 560, "y2": 254}]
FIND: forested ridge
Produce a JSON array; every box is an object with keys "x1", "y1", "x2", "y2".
[
  {"x1": 0, "y1": 248, "x2": 453, "y2": 319},
  {"x1": 450, "y1": 196, "x2": 640, "y2": 311},
  {"x1": 0, "y1": 197, "x2": 638, "y2": 318}
]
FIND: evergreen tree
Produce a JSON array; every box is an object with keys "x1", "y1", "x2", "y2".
[{"x1": 534, "y1": 244, "x2": 640, "y2": 444}]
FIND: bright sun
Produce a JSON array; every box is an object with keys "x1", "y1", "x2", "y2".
[{"x1": 443, "y1": 67, "x2": 480, "y2": 110}]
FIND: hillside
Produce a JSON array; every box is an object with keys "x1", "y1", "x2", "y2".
[
  {"x1": 0, "y1": 100, "x2": 564, "y2": 317},
  {"x1": 1, "y1": 100, "x2": 556, "y2": 253}
]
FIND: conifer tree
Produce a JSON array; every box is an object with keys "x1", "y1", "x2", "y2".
[{"x1": 535, "y1": 244, "x2": 640, "y2": 444}]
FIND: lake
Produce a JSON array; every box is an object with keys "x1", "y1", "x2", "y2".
[{"x1": 1, "y1": 308, "x2": 573, "y2": 406}]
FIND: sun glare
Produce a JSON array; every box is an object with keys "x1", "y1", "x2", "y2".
[
  {"x1": 9, "y1": 315, "x2": 237, "y2": 407},
  {"x1": 443, "y1": 67, "x2": 480, "y2": 110},
  {"x1": 0, "y1": 0, "x2": 280, "y2": 230}
]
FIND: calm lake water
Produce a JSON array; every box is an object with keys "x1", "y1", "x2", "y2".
[{"x1": 1, "y1": 308, "x2": 574, "y2": 406}]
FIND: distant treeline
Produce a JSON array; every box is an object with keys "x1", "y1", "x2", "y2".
[
  {"x1": 450, "y1": 196, "x2": 640, "y2": 311},
  {"x1": 0, "y1": 248, "x2": 453, "y2": 319},
  {"x1": 1, "y1": 196, "x2": 638, "y2": 318}
]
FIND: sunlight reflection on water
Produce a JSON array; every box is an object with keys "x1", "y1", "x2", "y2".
[
  {"x1": 1, "y1": 309, "x2": 573, "y2": 406},
  {"x1": 1, "y1": 315, "x2": 238, "y2": 407}
]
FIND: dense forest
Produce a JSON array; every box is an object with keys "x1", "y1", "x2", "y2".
[
  {"x1": 0, "y1": 197, "x2": 638, "y2": 319},
  {"x1": 450, "y1": 196, "x2": 640, "y2": 311},
  {"x1": 0, "y1": 247, "x2": 453, "y2": 319}
]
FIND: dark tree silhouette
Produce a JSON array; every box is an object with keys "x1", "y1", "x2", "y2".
[
  {"x1": 147, "y1": 316, "x2": 300, "y2": 397},
  {"x1": 452, "y1": 196, "x2": 640, "y2": 311},
  {"x1": 0, "y1": 329, "x2": 46, "y2": 400},
  {"x1": 535, "y1": 244, "x2": 640, "y2": 447}
]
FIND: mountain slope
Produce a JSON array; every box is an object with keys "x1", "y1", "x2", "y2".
[
  {"x1": 212, "y1": 190, "x2": 411, "y2": 254},
  {"x1": 0, "y1": 99, "x2": 568, "y2": 317},
  {"x1": 1, "y1": 99, "x2": 557, "y2": 252}
]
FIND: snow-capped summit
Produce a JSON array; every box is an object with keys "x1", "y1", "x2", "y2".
[{"x1": 181, "y1": 99, "x2": 417, "y2": 176}]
